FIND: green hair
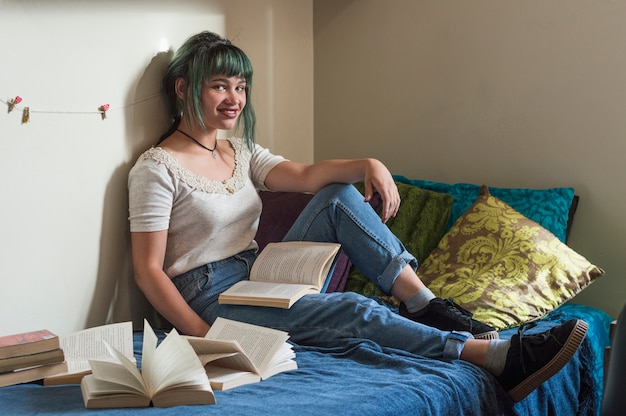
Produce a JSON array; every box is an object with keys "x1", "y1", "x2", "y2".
[{"x1": 160, "y1": 31, "x2": 256, "y2": 148}]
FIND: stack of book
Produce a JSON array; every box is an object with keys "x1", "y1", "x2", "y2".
[{"x1": 0, "y1": 329, "x2": 67, "y2": 387}]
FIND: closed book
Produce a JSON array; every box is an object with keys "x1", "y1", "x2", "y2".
[
  {"x1": 0, "y1": 348, "x2": 65, "y2": 373},
  {"x1": 0, "y1": 361, "x2": 68, "y2": 388},
  {"x1": 0, "y1": 329, "x2": 59, "y2": 359}
]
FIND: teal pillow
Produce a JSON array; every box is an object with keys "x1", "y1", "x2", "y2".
[{"x1": 394, "y1": 176, "x2": 575, "y2": 243}]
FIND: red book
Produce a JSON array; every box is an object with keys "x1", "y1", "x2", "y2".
[{"x1": 0, "y1": 329, "x2": 60, "y2": 360}]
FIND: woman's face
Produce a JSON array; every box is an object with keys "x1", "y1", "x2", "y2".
[{"x1": 200, "y1": 75, "x2": 247, "y2": 132}]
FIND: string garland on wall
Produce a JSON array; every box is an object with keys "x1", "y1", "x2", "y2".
[{"x1": 1, "y1": 93, "x2": 161, "y2": 124}]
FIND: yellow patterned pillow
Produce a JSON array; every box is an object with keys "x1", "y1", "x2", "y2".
[{"x1": 417, "y1": 185, "x2": 604, "y2": 330}]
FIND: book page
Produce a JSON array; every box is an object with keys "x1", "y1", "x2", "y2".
[
  {"x1": 143, "y1": 324, "x2": 211, "y2": 395},
  {"x1": 250, "y1": 242, "x2": 339, "y2": 288},
  {"x1": 206, "y1": 318, "x2": 289, "y2": 378},
  {"x1": 204, "y1": 365, "x2": 261, "y2": 390},
  {"x1": 220, "y1": 281, "x2": 316, "y2": 298},
  {"x1": 268, "y1": 342, "x2": 296, "y2": 367},
  {"x1": 80, "y1": 374, "x2": 153, "y2": 408},
  {"x1": 184, "y1": 337, "x2": 258, "y2": 373},
  {"x1": 59, "y1": 322, "x2": 134, "y2": 374},
  {"x1": 88, "y1": 355, "x2": 145, "y2": 394},
  {"x1": 140, "y1": 320, "x2": 158, "y2": 393},
  {"x1": 196, "y1": 352, "x2": 240, "y2": 366}
]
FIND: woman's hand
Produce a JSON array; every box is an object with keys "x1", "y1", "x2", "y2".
[
  {"x1": 131, "y1": 231, "x2": 211, "y2": 337},
  {"x1": 362, "y1": 159, "x2": 400, "y2": 223},
  {"x1": 265, "y1": 158, "x2": 400, "y2": 223}
]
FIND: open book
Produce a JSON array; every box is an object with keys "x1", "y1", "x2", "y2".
[
  {"x1": 80, "y1": 320, "x2": 215, "y2": 409},
  {"x1": 185, "y1": 317, "x2": 297, "y2": 390},
  {"x1": 44, "y1": 321, "x2": 135, "y2": 385},
  {"x1": 218, "y1": 241, "x2": 341, "y2": 308}
]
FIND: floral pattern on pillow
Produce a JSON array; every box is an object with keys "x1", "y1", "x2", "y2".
[{"x1": 417, "y1": 185, "x2": 603, "y2": 330}]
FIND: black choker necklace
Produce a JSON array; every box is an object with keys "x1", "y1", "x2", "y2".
[{"x1": 177, "y1": 129, "x2": 217, "y2": 159}]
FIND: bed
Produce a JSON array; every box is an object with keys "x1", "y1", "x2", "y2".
[{"x1": 0, "y1": 178, "x2": 615, "y2": 415}]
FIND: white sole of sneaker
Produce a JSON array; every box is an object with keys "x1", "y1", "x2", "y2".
[{"x1": 475, "y1": 330, "x2": 499, "y2": 340}]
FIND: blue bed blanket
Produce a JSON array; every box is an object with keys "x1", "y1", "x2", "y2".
[{"x1": 0, "y1": 304, "x2": 613, "y2": 416}]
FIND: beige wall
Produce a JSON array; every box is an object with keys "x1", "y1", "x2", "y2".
[
  {"x1": 0, "y1": 0, "x2": 313, "y2": 335},
  {"x1": 314, "y1": 0, "x2": 625, "y2": 318},
  {"x1": 1, "y1": 0, "x2": 622, "y2": 337},
  {"x1": 223, "y1": 0, "x2": 314, "y2": 162}
]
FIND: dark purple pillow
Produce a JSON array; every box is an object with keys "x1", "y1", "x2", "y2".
[{"x1": 256, "y1": 191, "x2": 352, "y2": 292}]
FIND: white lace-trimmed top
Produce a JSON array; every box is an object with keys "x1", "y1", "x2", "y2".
[{"x1": 128, "y1": 137, "x2": 286, "y2": 278}]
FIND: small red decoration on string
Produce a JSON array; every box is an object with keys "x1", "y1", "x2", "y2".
[
  {"x1": 7, "y1": 96, "x2": 22, "y2": 113},
  {"x1": 99, "y1": 103, "x2": 110, "y2": 120}
]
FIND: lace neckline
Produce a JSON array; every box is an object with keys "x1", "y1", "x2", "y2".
[{"x1": 142, "y1": 138, "x2": 249, "y2": 194}]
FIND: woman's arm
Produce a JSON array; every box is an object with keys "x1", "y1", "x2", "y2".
[
  {"x1": 130, "y1": 230, "x2": 210, "y2": 337},
  {"x1": 264, "y1": 158, "x2": 400, "y2": 223}
]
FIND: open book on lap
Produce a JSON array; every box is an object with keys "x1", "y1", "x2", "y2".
[{"x1": 219, "y1": 241, "x2": 341, "y2": 308}]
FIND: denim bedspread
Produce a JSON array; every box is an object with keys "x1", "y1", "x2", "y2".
[{"x1": 0, "y1": 304, "x2": 613, "y2": 416}]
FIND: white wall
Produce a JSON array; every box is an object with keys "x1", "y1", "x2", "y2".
[
  {"x1": 0, "y1": 0, "x2": 313, "y2": 335},
  {"x1": 314, "y1": 0, "x2": 625, "y2": 318}
]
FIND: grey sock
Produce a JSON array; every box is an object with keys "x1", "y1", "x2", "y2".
[
  {"x1": 483, "y1": 339, "x2": 511, "y2": 376},
  {"x1": 404, "y1": 288, "x2": 436, "y2": 313}
]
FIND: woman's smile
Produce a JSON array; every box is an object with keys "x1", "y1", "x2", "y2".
[
  {"x1": 218, "y1": 107, "x2": 240, "y2": 119},
  {"x1": 201, "y1": 75, "x2": 247, "y2": 129}
]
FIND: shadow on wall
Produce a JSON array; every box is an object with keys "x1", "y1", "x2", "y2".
[{"x1": 85, "y1": 50, "x2": 173, "y2": 330}]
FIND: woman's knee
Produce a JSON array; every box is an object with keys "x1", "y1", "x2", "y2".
[{"x1": 313, "y1": 183, "x2": 362, "y2": 205}]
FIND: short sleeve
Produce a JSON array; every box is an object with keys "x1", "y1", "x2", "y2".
[
  {"x1": 128, "y1": 158, "x2": 174, "y2": 232},
  {"x1": 249, "y1": 143, "x2": 287, "y2": 190}
]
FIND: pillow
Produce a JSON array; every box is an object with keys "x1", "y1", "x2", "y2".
[
  {"x1": 393, "y1": 175, "x2": 575, "y2": 243},
  {"x1": 256, "y1": 191, "x2": 314, "y2": 251},
  {"x1": 417, "y1": 185, "x2": 604, "y2": 330},
  {"x1": 345, "y1": 182, "x2": 453, "y2": 300}
]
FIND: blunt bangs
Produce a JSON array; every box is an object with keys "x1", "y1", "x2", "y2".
[{"x1": 200, "y1": 44, "x2": 253, "y2": 82}]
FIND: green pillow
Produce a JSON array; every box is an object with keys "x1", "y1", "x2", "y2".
[
  {"x1": 345, "y1": 182, "x2": 453, "y2": 299},
  {"x1": 417, "y1": 185, "x2": 604, "y2": 330}
]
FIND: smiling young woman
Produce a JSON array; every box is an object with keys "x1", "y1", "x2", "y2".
[{"x1": 127, "y1": 31, "x2": 588, "y2": 403}]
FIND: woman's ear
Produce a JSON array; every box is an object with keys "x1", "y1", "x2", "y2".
[{"x1": 175, "y1": 78, "x2": 187, "y2": 100}]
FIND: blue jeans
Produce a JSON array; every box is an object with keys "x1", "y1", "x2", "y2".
[{"x1": 172, "y1": 184, "x2": 470, "y2": 360}]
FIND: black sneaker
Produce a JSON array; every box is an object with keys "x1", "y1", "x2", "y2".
[
  {"x1": 399, "y1": 297, "x2": 499, "y2": 340},
  {"x1": 497, "y1": 319, "x2": 588, "y2": 402}
]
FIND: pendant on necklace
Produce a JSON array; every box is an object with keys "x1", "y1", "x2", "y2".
[{"x1": 176, "y1": 129, "x2": 218, "y2": 160}]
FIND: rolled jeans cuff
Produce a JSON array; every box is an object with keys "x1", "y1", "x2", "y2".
[
  {"x1": 442, "y1": 331, "x2": 473, "y2": 360},
  {"x1": 377, "y1": 251, "x2": 418, "y2": 294}
]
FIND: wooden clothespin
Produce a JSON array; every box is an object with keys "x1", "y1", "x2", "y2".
[{"x1": 21, "y1": 107, "x2": 30, "y2": 124}]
